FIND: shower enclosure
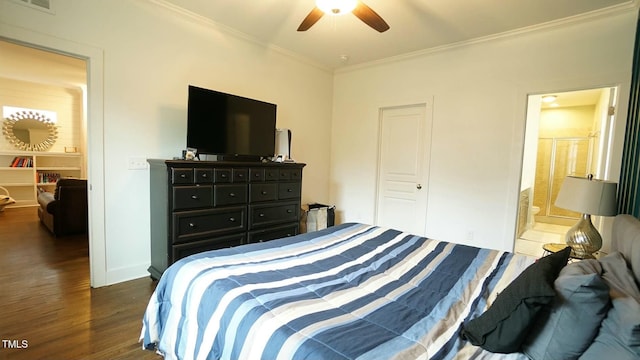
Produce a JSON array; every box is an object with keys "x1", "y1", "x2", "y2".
[{"x1": 533, "y1": 136, "x2": 594, "y2": 221}]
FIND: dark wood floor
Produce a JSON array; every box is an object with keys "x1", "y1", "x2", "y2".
[{"x1": 0, "y1": 207, "x2": 160, "y2": 360}]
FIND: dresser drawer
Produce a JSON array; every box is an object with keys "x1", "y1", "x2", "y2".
[
  {"x1": 278, "y1": 182, "x2": 302, "y2": 200},
  {"x1": 214, "y1": 169, "x2": 232, "y2": 183},
  {"x1": 249, "y1": 183, "x2": 277, "y2": 203},
  {"x1": 290, "y1": 168, "x2": 302, "y2": 181},
  {"x1": 278, "y1": 169, "x2": 291, "y2": 180},
  {"x1": 264, "y1": 167, "x2": 279, "y2": 181},
  {"x1": 214, "y1": 184, "x2": 247, "y2": 206},
  {"x1": 172, "y1": 233, "x2": 245, "y2": 262},
  {"x1": 194, "y1": 168, "x2": 213, "y2": 183},
  {"x1": 233, "y1": 168, "x2": 248, "y2": 182},
  {"x1": 249, "y1": 168, "x2": 264, "y2": 182},
  {"x1": 247, "y1": 223, "x2": 299, "y2": 243},
  {"x1": 172, "y1": 168, "x2": 194, "y2": 184},
  {"x1": 172, "y1": 185, "x2": 213, "y2": 211},
  {"x1": 249, "y1": 202, "x2": 299, "y2": 228},
  {"x1": 277, "y1": 168, "x2": 302, "y2": 181},
  {"x1": 173, "y1": 206, "x2": 246, "y2": 244}
]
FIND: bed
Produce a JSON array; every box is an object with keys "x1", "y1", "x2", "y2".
[{"x1": 141, "y1": 215, "x2": 640, "y2": 360}]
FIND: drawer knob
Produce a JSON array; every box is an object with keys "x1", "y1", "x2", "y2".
[
  {"x1": 201, "y1": 174, "x2": 208, "y2": 178},
  {"x1": 180, "y1": 174, "x2": 186, "y2": 178},
  {"x1": 238, "y1": 173, "x2": 244, "y2": 178},
  {"x1": 286, "y1": 209, "x2": 293, "y2": 213},
  {"x1": 191, "y1": 195, "x2": 199, "y2": 200},
  {"x1": 259, "y1": 213, "x2": 265, "y2": 217},
  {"x1": 222, "y1": 174, "x2": 227, "y2": 178},
  {"x1": 261, "y1": 191, "x2": 268, "y2": 195},
  {"x1": 229, "y1": 217, "x2": 236, "y2": 222},
  {"x1": 287, "y1": 188, "x2": 293, "y2": 192},
  {"x1": 254, "y1": 173, "x2": 260, "y2": 177},
  {"x1": 229, "y1": 193, "x2": 235, "y2": 197},
  {"x1": 188, "y1": 222, "x2": 196, "y2": 228}
]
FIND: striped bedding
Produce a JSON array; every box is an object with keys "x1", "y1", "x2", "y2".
[{"x1": 140, "y1": 223, "x2": 533, "y2": 360}]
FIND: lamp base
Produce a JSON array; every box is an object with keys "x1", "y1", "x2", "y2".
[{"x1": 565, "y1": 213, "x2": 602, "y2": 259}]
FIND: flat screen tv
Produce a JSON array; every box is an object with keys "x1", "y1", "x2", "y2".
[{"x1": 187, "y1": 85, "x2": 277, "y2": 160}]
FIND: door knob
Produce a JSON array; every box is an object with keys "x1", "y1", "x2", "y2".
[{"x1": 416, "y1": 184, "x2": 422, "y2": 190}]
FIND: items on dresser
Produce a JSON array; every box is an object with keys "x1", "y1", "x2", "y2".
[{"x1": 147, "y1": 159, "x2": 305, "y2": 280}]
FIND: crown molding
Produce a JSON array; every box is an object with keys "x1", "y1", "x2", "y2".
[
  {"x1": 146, "y1": 0, "x2": 332, "y2": 74},
  {"x1": 337, "y1": 1, "x2": 639, "y2": 74}
]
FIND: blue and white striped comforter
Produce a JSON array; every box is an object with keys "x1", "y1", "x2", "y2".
[{"x1": 140, "y1": 223, "x2": 533, "y2": 360}]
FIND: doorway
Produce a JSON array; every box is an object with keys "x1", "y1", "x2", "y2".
[
  {"x1": 0, "y1": 38, "x2": 90, "y2": 275},
  {"x1": 515, "y1": 87, "x2": 618, "y2": 257},
  {"x1": 375, "y1": 103, "x2": 432, "y2": 235},
  {"x1": 0, "y1": 28, "x2": 108, "y2": 286}
]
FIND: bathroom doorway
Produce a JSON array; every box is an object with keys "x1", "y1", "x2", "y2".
[{"x1": 515, "y1": 87, "x2": 618, "y2": 257}]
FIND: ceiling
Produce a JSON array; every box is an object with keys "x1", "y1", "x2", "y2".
[
  {"x1": 162, "y1": 0, "x2": 635, "y2": 69},
  {"x1": 0, "y1": 0, "x2": 633, "y2": 109},
  {"x1": 0, "y1": 39, "x2": 87, "y2": 88}
]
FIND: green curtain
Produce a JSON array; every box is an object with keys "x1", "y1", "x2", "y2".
[{"x1": 619, "y1": 11, "x2": 640, "y2": 217}]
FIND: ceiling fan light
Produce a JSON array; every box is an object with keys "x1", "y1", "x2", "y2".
[{"x1": 316, "y1": 0, "x2": 357, "y2": 15}]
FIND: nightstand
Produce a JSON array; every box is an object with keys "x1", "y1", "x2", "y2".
[{"x1": 542, "y1": 243, "x2": 607, "y2": 261}]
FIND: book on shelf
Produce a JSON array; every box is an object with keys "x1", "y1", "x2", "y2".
[
  {"x1": 9, "y1": 156, "x2": 33, "y2": 167},
  {"x1": 37, "y1": 172, "x2": 61, "y2": 184}
]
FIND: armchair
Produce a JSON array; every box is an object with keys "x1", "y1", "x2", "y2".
[{"x1": 37, "y1": 178, "x2": 88, "y2": 236}]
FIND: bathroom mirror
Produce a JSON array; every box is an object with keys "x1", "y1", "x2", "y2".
[{"x1": 2, "y1": 110, "x2": 58, "y2": 151}]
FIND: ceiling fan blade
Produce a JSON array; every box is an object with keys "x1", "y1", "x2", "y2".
[
  {"x1": 352, "y1": 2, "x2": 390, "y2": 33},
  {"x1": 297, "y1": 7, "x2": 324, "y2": 31}
]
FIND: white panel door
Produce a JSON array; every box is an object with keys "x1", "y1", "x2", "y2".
[{"x1": 375, "y1": 103, "x2": 431, "y2": 235}]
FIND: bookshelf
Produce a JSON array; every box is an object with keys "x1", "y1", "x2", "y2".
[{"x1": 0, "y1": 151, "x2": 84, "y2": 208}]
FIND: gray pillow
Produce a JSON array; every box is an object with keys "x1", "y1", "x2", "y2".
[
  {"x1": 613, "y1": 297, "x2": 640, "y2": 347},
  {"x1": 611, "y1": 215, "x2": 640, "y2": 285},
  {"x1": 579, "y1": 297, "x2": 640, "y2": 360},
  {"x1": 560, "y1": 258, "x2": 602, "y2": 277},
  {"x1": 599, "y1": 252, "x2": 640, "y2": 301},
  {"x1": 522, "y1": 268, "x2": 610, "y2": 360}
]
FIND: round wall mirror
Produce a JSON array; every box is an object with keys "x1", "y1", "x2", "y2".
[{"x1": 2, "y1": 110, "x2": 58, "y2": 151}]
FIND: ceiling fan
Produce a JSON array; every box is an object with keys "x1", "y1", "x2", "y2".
[{"x1": 297, "y1": 0, "x2": 390, "y2": 33}]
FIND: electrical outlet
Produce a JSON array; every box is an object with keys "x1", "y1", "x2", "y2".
[{"x1": 128, "y1": 157, "x2": 147, "y2": 170}]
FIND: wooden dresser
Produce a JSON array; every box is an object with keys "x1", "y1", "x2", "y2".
[{"x1": 147, "y1": 159, "x2": 305, "y2": 280}]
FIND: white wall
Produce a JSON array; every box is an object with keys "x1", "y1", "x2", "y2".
[
  {"x1": 0, "y1": 0, "x2": 333, "y2": 285},
  {"x1": 521, "y1": 96, "x2": 541, "y2": 193},
  {"x1": 330, "y1": 10, "x2": 636, "y2": 252},
  {"x1": 593, "y1": 89, "x2": 612, "y2": 179}
]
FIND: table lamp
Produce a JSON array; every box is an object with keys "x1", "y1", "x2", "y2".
[{"x1": 554, "y1": 174, "x2": 617, "y2": 258}]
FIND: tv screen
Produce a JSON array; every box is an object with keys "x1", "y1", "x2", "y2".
[{"x1": 187, "y1": 85, "x2": 277, "y2": 159}]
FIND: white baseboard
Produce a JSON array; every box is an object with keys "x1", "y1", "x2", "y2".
[{"x1": 104, "y1": 263, "x2": 151, "y2": 287}]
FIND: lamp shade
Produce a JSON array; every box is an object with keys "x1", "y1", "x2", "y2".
[{"x1": 555, "y1": 176, "x2": 618, "y2": 216}]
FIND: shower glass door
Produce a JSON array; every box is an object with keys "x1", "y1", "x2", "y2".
[{"x1": 534, "y1": 137, "x2": 593, "y2": 219}]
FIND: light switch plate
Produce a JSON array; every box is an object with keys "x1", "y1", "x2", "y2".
[{"x1": 128, "y1": 157, "x2": 148, "y2": 170}]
